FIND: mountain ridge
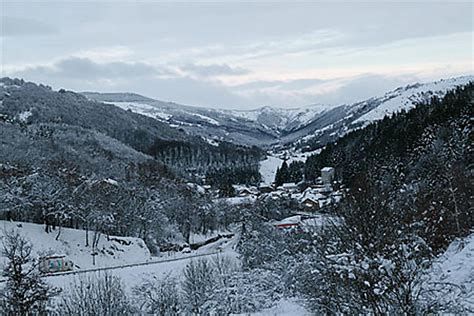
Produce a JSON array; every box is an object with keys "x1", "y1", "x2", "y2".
[{"x1": 81, "y1": 75, "x2": 473, "y2": 149}]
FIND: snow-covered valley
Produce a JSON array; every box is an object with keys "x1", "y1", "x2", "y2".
[{"x1": 1, "y1": 75, "x2": 472, "y2": 314}]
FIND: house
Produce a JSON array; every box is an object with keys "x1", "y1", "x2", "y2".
[
  {"x1": 299, "y1": 189, "x2": 328, "y2": 211},
  {"x1": 233, "y1": 185, "x2": 259, "y2": 197},
  {"x1": 258, "y1": 184, "x2": 275, "y2": 194},
  {"x1": 321, "y1": 167, "x2": 335, "y2": 185},
  {"x1": 301, "y1": 197, "x2": 320, "y2": 210},
  {"x1": 310, "y1": 183, "x2": 332, "y2": 194},
  {"x1": 279, "y1": 182, "x2": 298, "y2": 192}
]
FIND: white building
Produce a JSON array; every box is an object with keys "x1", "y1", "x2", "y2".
[{"x1": 321, "y1": 167, "x2": 335, "y2": 185}]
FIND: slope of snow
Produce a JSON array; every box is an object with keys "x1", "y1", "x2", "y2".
[
  {"x1": 353, "y1": 76, "x2": 473, "y2": 124},
  {"x1": 106, "y1": 101, "x2": 173, "y2": 121},
  {"x1": 224, "y1": 103, "x2": 330, "y2": 132},
  {"x1": 424, "y1": 233, "x2": 474, "y2": 312},
  {"x1": 0, "y1": 220, "x2": 240, "y2": 294},
  {"x1": 44, "y1": 232, "x2": 240, "y2": 295},
  {"x1": 0, "y1": 221, "x2": 151, "y2": 270},
  {"x1": 188, "y1": 112, "x2": 220, "y2": 125},
  {"x1": 259, "y1": 156, "x2": 283, "y2": 184},
  {"x1": 50, "y1": 247, "x2": 238, "y2": 290}
]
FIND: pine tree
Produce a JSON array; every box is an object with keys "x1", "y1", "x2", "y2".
[{"x1": 274, "y1": 161, "x2": 289, "y2": 186}]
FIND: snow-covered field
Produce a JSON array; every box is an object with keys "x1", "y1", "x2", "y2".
[
  {"x1": 260, "y1": 156, "x2": 283, "y2": 184},
  {"x1": 47, "y1": 249, "x2": 237, "y2": 294},
  {"x1": 0, "y1": 221, "x2": 151, "y2": 270},
  {"x1": 259, "y1": 149, "x2": 322, "y2": 185},
  {"x1": 0, "y1": 220, "x2": 240, "y2": 294}
]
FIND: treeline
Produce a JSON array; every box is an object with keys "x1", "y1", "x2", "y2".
[
  {"x1": 0, "y1": 160, "x2": 206, "y2": 250},
  {"x1": 149, "y1": 138, "x2": 264, "y2": 179},
  {"x1": 205, "y1": 164, "x2": 262, "y2": 197},
  {"x1": 274, "y1": 160, "x2": 304, "y2": 186}
]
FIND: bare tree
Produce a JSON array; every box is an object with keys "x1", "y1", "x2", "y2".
[
  {"x1": 60, "y1": 272, "x2": 133, "y2": 315},
  {"x1": 182, "y1": 259, "x2": 215, "y2": 314},
  {"x1": 0, "y1": 229, "x2": 59, "y2": 315},
  {"x1": 133, "y1": 274, "x2": 182, "y2": 315}
]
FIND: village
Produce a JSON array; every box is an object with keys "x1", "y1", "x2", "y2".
[{"x1": 189, "y1": 166, "x2": 345, "y2": 231}]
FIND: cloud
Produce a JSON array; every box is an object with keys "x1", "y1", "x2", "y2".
[
  {"x1": 180, "y1": 63, "x2": 249, "y2": 77},
  {"x1": 232, "y1": 73, "x2": 423, "y2": 107},
  {"x1": 310, "y1": 74, "x2": 420, "y2": 105},
  {"x1": 74, "y1": 47, "x2": 133, "y2": 62},
  {"x1": 8, "y1": 56, "x2": 467, "y2": 110},
  {"x1": 235, "y1": 78, "x2": 329, "y2": 90},
  {"x1": 233, "y1": 78, "x2": 331, "y2": 94},
  {"x1": 10, "y1": 57, "x2": 249, "y2": 108},
  {"x1": 1, "y1": 16, "x2": 56, "y2": 37},
  {"x1": 16, "y1": 57, "x2": 172, "y2": 80}
]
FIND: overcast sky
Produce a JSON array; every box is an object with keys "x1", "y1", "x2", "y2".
[{"x1": 1, "y1": 1, "x2": 472, "y2": 109}]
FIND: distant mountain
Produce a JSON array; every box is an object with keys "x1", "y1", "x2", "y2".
[
  {"x1": 82, "y1": 92, "x2": 280, "y2": 147},
  {"x1": 0, "y1": 78, "x2": 264, "y2": 180},
  {"x1": 278, "y1": 75, "x2": 474, "y2": 151},
  {"x1": 81, "y1": 92, "x2": 334, "y2": 147},
  {"x1": 82, "y1": 75, "x2": 473, "y2": 151}
]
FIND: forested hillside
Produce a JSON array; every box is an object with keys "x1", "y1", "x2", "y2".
[
  {"x1": 0, "y1": 78, "x2": 263, "y2": 181},
  {"x1": 235, "y1": 83, "x2": 473, "y2": 314},
  {"x1": 0, "y1": 78, "x2": 263, "y2": 255},
  {"x1": 275, "y1": 83, "x2": 473, "y2": 252}
]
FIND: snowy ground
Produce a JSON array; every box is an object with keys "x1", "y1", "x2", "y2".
[
  {"x1": 47, "y1": 250, "x2": 238, "y2": 294},
  {"x1": 0, "y1": 220, "x2": 240, "y2": 295},
  {"x1": 0, "y1": 221, "x2": 151, "y2": 270},
  {"x1": 243, "y1": 298, "x2": 310, "y2": 316},
  {"x1": 260, "y1": 156, "x2": 283, "y2": 184},
  {"x1": 45, "y1": 232, "x2": 240, "y2": 298},
  {"x1": 259, "y1": 151, "x2": 318, "y2": 185},
  {"x1": 424, "y1": 233, "x2": 474, "y2": 312},
  {"x1": 259, "y1": 149, "x2": 322, "y2": 186}
]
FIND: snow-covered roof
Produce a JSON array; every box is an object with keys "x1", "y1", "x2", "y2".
[
  {"x1": 273, "y1": 214, "x2": 342, "y2": 229},
  {"x1": 224, "y1": 196, "x2": 257, "y2": 205},
  {"x1": 233, "y1": 185, "x2": 259, "y2": 195},
  {"x1": 277, "y1": 215, "x2": 301, "y2": 225},
  {"x1": 321, "y1": 167, "x2": 334, "y2": 172},
  {"x1": 186, "y1": 182, "x2": 206, "y2": 194},
  {"x1": 103, "y1": 178, "x2": 118, "y2": 186}
]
